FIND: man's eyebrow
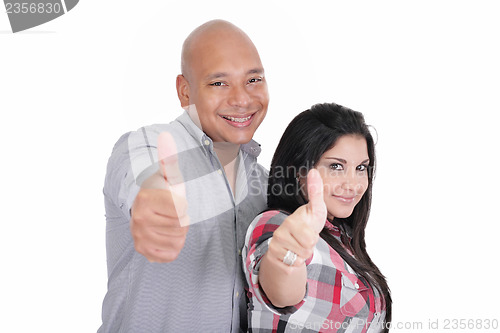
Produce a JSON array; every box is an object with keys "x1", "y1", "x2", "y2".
[
  {"x1": 205, "y1": 68, "x2": 264, "y2": 81},
  {"x1": 247, "y1": 68, "x2": 264, "y2": 75},
  {"x1": 205, "y1": 72, "x2": 228, "y2": 81}
]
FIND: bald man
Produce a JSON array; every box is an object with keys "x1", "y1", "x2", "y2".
[{"x1": 98, "y1": 20, "x2": 269, "y2": 332}]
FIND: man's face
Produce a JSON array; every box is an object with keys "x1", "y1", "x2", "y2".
[{"x1": 179, "y1": 31, "x2": 269, "y2": 144}]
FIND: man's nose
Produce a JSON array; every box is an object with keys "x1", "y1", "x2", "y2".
[{"x1": 228, "y1": 85, "x2": 251, "y2": 107}]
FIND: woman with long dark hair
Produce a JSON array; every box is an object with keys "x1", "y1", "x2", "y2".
[{"x1": 243, "y1": 103, "x2": 391, "y2": 332}]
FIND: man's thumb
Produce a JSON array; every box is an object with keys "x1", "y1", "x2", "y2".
[
  {"x1": 306, "y1": 169, "x2": 327, "y2": 233},
  {"x1": 158, "y1": 132, "x2": 187, "y2": 209},
  {"x1": 158, "y1": 132, "x2": 183, "y2": 187}
]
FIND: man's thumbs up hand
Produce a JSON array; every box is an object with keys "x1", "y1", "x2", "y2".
[{"x1": 131, "y1": 132, "x2": 189, "y2": 263}]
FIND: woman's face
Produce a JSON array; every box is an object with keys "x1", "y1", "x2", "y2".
[{"x1": 314, "y1": 134, "x2": 370, "y2": 220}]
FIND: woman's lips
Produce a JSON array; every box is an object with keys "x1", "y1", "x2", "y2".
[{"x1": 333, "y1": 195, "x2": 356, "y2": 203}]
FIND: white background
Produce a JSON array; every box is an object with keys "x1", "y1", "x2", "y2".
[{"x1": 1, "y1": 1, "x2": 499, "y2": 332}]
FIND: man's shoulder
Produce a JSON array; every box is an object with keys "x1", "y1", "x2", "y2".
[
  {"x1": 104, "y1": 118, "x2": 190, "y2": 177},
  {"x1": 110, "y1": 120, "x2": 179, "y2": 146},
  {"x1": 128, "y1": 121, "x2": 188, "y2": 144},
  {"x1": 111, "y1": 117, "x2": 197, "y2": 154},
  {"x1": 138, "y1": 121, "x2": 186, "y2": 135}
]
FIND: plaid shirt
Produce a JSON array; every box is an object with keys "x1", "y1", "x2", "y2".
[{"x1": 243, "y1": 211, "x2": 386, "y2": 333}]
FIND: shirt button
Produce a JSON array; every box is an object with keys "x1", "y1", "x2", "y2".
[
  {"x1": 236, "y1": 292, "x2": 239, "y2": 298},
  {"x1": 238, "y1": 249, "x2": 242, "y2": 256},
  {"x1": 354, "y1": 283, "x2": 359, "y2": 289},
  {"x1": 204, "y1": 139, "x2": 210, "y2": 146},
  {"x1": 217, "y1": 169, "x2": 223, "y2": 175}
]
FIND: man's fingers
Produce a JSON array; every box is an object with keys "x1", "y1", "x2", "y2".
[
  {"x1": 178, "y1": 214, "x2": 190, "y2": 227},
  {"x1": 305, "y1": 169, "x2": 327, "y2": 233},
  {"x1": 134, "y1": 189, "x2": 187, "y2": 220},
  {"x1": 131, "y1": 215, "x2": 189, "y2": 263},
  {"x1": 144, "y1": 248, "x2": 185, "y2": 264}
]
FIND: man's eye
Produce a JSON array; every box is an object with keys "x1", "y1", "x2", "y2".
[
  {"x1": 330, "y1": 163, "x2": 343, "y2": 171},
  {"x1": 210, "y1": 82, "x2": 225, "y2": 86},
  {"x1": 248, "y1": 77, "x2": 262, "y2": 84}
]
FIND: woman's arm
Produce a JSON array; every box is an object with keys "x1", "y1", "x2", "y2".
[
  {"x1": 258, "y1": 169, "x2": 326, "y2": 307},
  {"x1": 258, "y1": 230, "x2": 310, "y2": 307}
]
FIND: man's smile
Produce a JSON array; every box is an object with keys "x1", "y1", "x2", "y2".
[{"x1": 220, "y1": 113, "x2": 255, "y2": 127}]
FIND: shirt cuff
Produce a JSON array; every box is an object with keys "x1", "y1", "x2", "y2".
[{"x1": 250, "y1": 237, "x2": 309, "y2": 316}]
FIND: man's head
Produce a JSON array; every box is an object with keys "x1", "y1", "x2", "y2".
[{"x1": 176, "y1": 20, "x2": 269, "y2": 145}]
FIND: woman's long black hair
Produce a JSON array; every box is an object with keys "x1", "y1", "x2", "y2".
[{"x1": 267, "y1": 103, "x2": 391, "y2": 330}]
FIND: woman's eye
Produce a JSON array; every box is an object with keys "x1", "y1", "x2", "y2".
[
  {"x1": 330, "y1": 163, "x2": 343, "y2": 170},
  {"x1": 357, "y1": 164, "x2": 368, "y2": 172}
]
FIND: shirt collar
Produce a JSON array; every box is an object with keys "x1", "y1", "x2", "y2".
[
  {"x1": 325, "y1": 219, "x2": 353, "y2": 242},
  {"x1": 325, "y1": 220, "x2": 341, "y2": 237},
  {"x1": 176, "y1": 110, "x2": 262, "y2": 158}
]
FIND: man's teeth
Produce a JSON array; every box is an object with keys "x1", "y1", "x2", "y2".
[{"x1": 223, "y1": 115, "x2": 252, "y2": 123}]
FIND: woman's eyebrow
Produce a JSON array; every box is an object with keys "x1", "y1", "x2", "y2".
[
  {"x1": 324, "y1": 157, "x2": 347, "y2": 163},
  {"x1": 324, "y1": 157, "x2": 370, "y2": 164}
]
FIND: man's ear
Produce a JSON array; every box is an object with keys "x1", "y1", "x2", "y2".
[{"x1": 176, "y1": 75, "x2": 190, "y2": 107}]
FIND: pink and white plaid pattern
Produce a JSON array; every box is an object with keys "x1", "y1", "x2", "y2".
[{"x1": 243, "y1": 210, "x2": 386, "y2": 333}]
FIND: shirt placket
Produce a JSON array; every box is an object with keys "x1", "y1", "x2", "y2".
[{"x1": 203, "y1": 135, "x2": 243, "y2": 333}]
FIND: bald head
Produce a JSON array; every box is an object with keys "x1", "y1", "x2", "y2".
[
  {"x1": 181, "y1": 20, "x2": 260, "y2": 82},
  {"x1": 175, "y1": 20, "x2": 268, "y2": 145}
]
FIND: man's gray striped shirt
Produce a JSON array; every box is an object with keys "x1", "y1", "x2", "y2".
[{"x1": 98, "y1": 111, "x2": 268, "y2": 332}]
